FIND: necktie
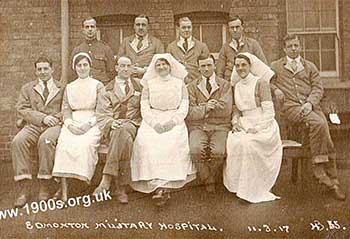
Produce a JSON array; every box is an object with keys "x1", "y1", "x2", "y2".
[
  {"x1": 206, "y1": 78, "x2": 212, "y2": 94},
  {"x1": 125, "y1": 82, "x2": 130, "y2": 96},
  {"x1": 183, "y1": 38, "x2": 189, "y2": 52},
  {"x1": 137, "y1": 36, "x2": 143, "y2": 51},
  {"x1": 291, "y1": 60, "x2": 298, "y2": 72},
  {"x1": 43, "y1": 81, "x2": 49, "y2": 102}
]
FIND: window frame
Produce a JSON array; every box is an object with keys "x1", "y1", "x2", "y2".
[{"x1": 286, "y1": 0, "x2": 340, "y2": 77}]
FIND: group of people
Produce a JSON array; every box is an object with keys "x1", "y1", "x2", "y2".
[{"x1": 11, "y1": 14, "x2": 346, "y2": 208}]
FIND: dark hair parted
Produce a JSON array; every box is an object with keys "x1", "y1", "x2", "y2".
[
  {"x1": 34, "y1": 56, "x2": 53, "y2": 68},
  {"x1": 228, "y1": 15, "x2": 244, "y2": 25},
  {"x1": 283, "y1": 34, "x2": 300, "y2": 46},
  {"x1": 234, "y1": 54, "x2": 251, "y2": 65},
  {"x1": 197, "y1": 54, "x2": 216, "y2": 65},
  {"x1": 81, "y1": 17, "x2": 96, "y2": 27},
  {"x1": 73, "y1": 54, "x2": 92, "y2": 69},
  {"x1": 135, "y1": 14, "x2": 150, "y2": 24}
]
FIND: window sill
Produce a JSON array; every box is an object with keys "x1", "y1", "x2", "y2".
[{"x1": 322, "y1": 77, "x2": 350, "y2": 89}]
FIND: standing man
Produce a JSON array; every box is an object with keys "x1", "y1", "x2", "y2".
[
  {"x1": 12, "y1": 57, "x2": 64, "y2": 207},
  {"x1": 118, "y1": 14, "x2": 164, "y2": 79},
  {"x1": 167, "y1": 17, "x2": 210, "y2": 84},
  {"x1": 186, "y1": 55, "x2": 233, "y2": 193},
  {"x1": 271, "y1": 34, "x2": 346, "y2": 201},
  {"x1": 71, "y1": 17, "x2": 115, "y2": 84},
  {"x1": 94, "y1": 56, "x2": 142, "y2": 204},
  {"x1": 217, "y1": 15, "x2": 267, "y2": 81}
]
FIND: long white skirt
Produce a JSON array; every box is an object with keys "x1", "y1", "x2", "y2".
[
  {"x1": 223, "y1": 119, "x2": 282, "y2": 203},
  {"x1": 53, "y1": 111, "x2": 101, "y2": 182},
  {"x1": 130, "y1": 117, "x2": 196, "y2": 193}
]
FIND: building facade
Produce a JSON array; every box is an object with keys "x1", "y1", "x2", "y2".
[{"x1": 0, "y1": 0, "x2": 349, "y2": 161}]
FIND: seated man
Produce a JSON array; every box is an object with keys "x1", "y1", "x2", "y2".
[
  {"x1": 12, "y1": 56, "x2": 64, "y2": 207},
  {"x1": 186, "y1": 55, "x2": 233, "y2": 193},
  {"x1": 271, "y1": 34, "x2": 346, "y2": 201},
  {"x1": 94, "y1": 56, "x2": 142, "y2": 204}
]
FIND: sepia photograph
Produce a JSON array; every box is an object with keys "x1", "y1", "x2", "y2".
[{"x1": 0, "y1": 0, "x2": 349, "y2": 238}]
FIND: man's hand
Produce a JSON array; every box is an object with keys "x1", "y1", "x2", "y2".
[
  {"x1": 162, "y1": 120, "x2": 176, "y2": 132},
  {"x1": 206, "y1": 99, "x2": 218, "y2": 111},
  {"x1": 301, "y1": 102, "x2": 312, "y2": 117},
  {"x1": 111, "y1": 119, "x2": 123, "y2": 129},
  {"x1": 43, "y1": 116, "x2": 60, "y2": 127},
  {"x1": 274, "y1": 89, "x2": 285, "y2": 105},
  {"x1": 67, "y1": 124, "x2": 85, "y2": 135},
  {"x1": 132, "y1": 66, "x2": 146, "y2": 75}
]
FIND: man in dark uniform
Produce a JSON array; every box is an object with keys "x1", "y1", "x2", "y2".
[{"x1": 71, "y1": 17, "x2": 115, "y2": 84}]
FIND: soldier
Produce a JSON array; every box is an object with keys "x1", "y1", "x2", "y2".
[
  {"x1": 12, "y1": 56, "x2": 64, "y2": 207},
  {"x1": 94, "y1": 56, "x2": 142, "y2": 204},
  {"x1": 167, "y1": 17, "x2": 210, "y2": 84},
  {"x1": 71, "y1": 17, "x2": 115, "y2": 84},
  {"x1": 117, "y1": 14, "x2": 164, "y2": 79},
  {"x1": 271, "y1": 34, "x2": 346, "y2": 201},
  {"x1": 216, "y1": 15, "x2": 267, "y2": 81}
]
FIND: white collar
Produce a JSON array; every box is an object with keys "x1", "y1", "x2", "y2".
[
  {"x1": 38, "y1": 78, "x2": 54, "y2": 89},
  {"x1": 115, "y1": 77, "x2": 130, "y2": 85},
  {"x1": 287, "y1": 55, "x2": 301, "y2": 64},
  {"x1": 136, "y1": 34, "x2": 148, "y2": 41},
  {"x1": 202, "y1": 73, "x2": 216, "y2": 84},
  {"x1": 179, "y1": 36, "x2": 192, "y2": 44}
]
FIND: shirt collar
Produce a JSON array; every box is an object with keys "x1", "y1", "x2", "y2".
[
  {"x1": 38, "y1": 78, "x2": 54, "y2": 89},
  {"x1": 201, "y1": 73, "x2": 216, "y2": 84},
  {"x1": 179, "y1": 36, "x2": 192, "y2": 44},
  {"x1": 136, "y1": 34, "x2": 148, "y2": 41},
  {"x1": 115, "y1": 76, "x2": 130, "y2": 85},
  {"x1": 229, "y1": 36, "x2": 244, "y2": 50},
  {"x1": 287, "y1": 55, "x2": 301, "y2": 64}
]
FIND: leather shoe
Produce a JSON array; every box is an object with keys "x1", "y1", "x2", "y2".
[
  {"x1": 117, "y1": 192, "x2": 129, "y2": 204},
  {"x1": 14, "y1": 194, "x2": 28, "y2": 208},
  {"x1": 330, "y1": 185, "x2": 346, "y2": 201}
]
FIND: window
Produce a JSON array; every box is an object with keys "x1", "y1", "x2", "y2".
[
  {"x1": 286, "y1": 0, "x2": 339, "y2": 77},
  {"x1": 95, "y1": 14, "x2": 136, "y2": 56},
  {"x1": 175, "y1": 12, "x2": 229, "y2": 59}
]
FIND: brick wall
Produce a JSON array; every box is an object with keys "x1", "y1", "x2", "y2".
[{"x1": 0, "y1": 0, "x2": 61, "y2": 161}]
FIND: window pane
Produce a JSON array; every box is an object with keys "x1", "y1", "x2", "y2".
[
  {"x1": 288, "y1": 12, "x2": 304, "y2": 31},
  {"x1": 202, "y1": 24, "x2": 222, "y2": 52},
  {"x1": 321, "y1": 0, "x2": 336, "y2": 11},
  {"x1": 305, "y1": 11, "x2": 320, "y2": 30},
  {"x1": 321, "y1": 34, "x2": 335, "y2": 49},
  {"x1": 321, "y1": 51, "x2": 336, "y2": 71},
  {"x1": 100, "y1": 28, "x2": 120, "y2": 54},
  {"x1": 287, "y1": 0, "x2": 304, "y2": 11},
  {"x1": 321, "y1": 11, "x2": 336, "y2": 30},
  {"x1": 305, "y1": 51, "x2": 320, "y2": 69},
  {"x1": 304, "y1": 35, "x2": 319, "y2": 50},
  {"x1": 304, "y1": 0, "x2": 319, "y2": 10}
]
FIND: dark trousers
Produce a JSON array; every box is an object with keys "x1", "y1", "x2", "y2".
[
  {"x1": 189, "y1": 129, "x2": 228, "y2": 185},
  {"x1": 102, "y1": 122, "x2": 137, "y2": 186}
]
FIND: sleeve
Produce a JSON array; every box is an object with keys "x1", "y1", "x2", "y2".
[
  {"x1": 269, "y1": 63, "x2": 284, "y2": 96},
  {"x1": 16, "y1": 86, "x2": 47, "y2": 127},
  {"x1": 252, "y1": 40, "x2": 268, "y2": 64},
  {"x1": 216, "y1": 46, "x2": 226, "y2": 79},
  {"x1": 105, "y1": 46, "x2": 116, "y2": 82},
  {"x1": 140, "y1": 82, "x2": 158, "y2": 128},
  {"x1": 61, "y1": 88, "x2": 73, "y2": 127},
  {"x1": 171, "y1": 82, "x2": 189, "y2": 125},
  {"x1": 186, "y1": 84, "x2": 207, "y2": 121},
  {"x1": 254, "y1": 80, "x2": 275, "y2": 132},
  {"x1": 96, "y1": 86, "x2": 115, "y2": 137},
  {"x1": 306, "y1": 63, "x2": 324, "y2": 107},
  {"x1": 208, "y1": 82, "x2": 233, "y2": 117}
]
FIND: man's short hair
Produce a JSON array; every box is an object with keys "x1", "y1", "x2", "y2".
[
  {"x1": 115, "y1": 56, "x2": 132, "y2": 65},
  {"x1": 228, "y1": 15, "x2": 244, "y2": 25},
  {"x1": 34, "y1": 56, "x2": 53, "y2": 68},
  {"x1": 197, "y1": 54, "x2": 216, "y2": 65},
  {"x1": 177, "y1": 17, "x2": 192, "y2": 27},
  {"x1": 135, "y1": 14, "x2": 150, "y2": 24},
  {"x1": 81, "y1": 17, "x2": 96, "y2": 27},
  {"x1": 283, "y1": 33, "x2": 300, "y2": 46}
]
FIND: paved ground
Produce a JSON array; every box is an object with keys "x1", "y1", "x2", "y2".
[{"x1": 0, "y1": 159, "x2": 350, "y2": 239}]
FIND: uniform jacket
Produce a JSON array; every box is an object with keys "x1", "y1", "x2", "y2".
[
  {"x1": 16, "y1": 79, "x2": 64, "y2": 127},
  {"x1": 117, "y1": 35, "x2": 164, "y2": 68},
  {"x1": 186, "y1": 76, "x2": 233, "y2": 131},
  {"x1": 167, "y1": 37, "x2": 210, "y2": 84},
  {"x1": 71, "y1": 39, "x2": 116, "y2": 84},
  {"x1": 216, "y1": 36, "x2": 267, "y2": 80},
  {"x1": 270, "y1": 56, "x2": 324, "y2": 112},
  {"x1": 96, "y1": 78, "x2": 142, "y2": 138}
]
